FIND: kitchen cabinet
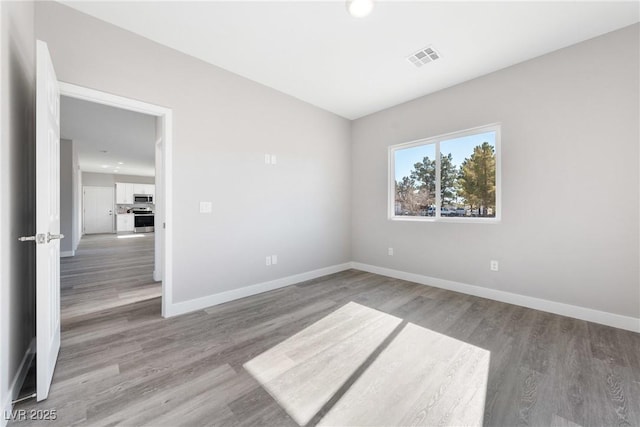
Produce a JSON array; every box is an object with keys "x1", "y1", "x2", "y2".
[
  {"x1": 116, "y1": 183, "x2": 155, "y2": 204},
  {"x1": 116, "y1": 213, "x2": 134, "y2": 232},
  {"x1": 115, "y1": 183, "x2": 134, "y2": 204},
  {"x1": 133, "y1": 184, "x2": 155, "y2": 196}
]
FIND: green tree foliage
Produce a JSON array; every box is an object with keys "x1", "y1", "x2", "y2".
[
  {"x1": 410, "y1": 156, "x2": 436, "y2": 201},
  {"x1": 395, "y1": 142, "x2": 495, "y2": 217},
  {"x1": 440, "y1": 153, "x2": 458, "y2": 207},
  {"x1": 457, "y1": 142, "x2": 496, "y2": 216},
  {"x1": 409, "y1": 154, "x2": 458, "y2": 208}
]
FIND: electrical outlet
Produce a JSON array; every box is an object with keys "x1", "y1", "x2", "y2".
[
  {"x1": 388, "y1": 247, "x2": 394, "y2": 256},
  {"x1": 199, "y1": 201, "x2": 212, "y2": 213},
  {"x1": 270, "y1": 154, "x2": 277, "y2": 165},
  {"x1": 490, "y1": 260, "x2": 499, "y2": 271},
  {"x1": 265, "y1": 154, "x2": 271, "y2": 164},
  {"x1": 272, "y1": 254, "x2": 278, "y2": 265},
  {"x1": 266, "y1": 256, "x2": 271, "y2": 266}
]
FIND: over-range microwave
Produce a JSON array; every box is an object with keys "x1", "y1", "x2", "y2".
[{"x1": 133, "y1": 194, "x2": 153, "y2": 204}]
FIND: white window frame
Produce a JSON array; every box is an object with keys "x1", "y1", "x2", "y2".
[{"x1": 388, "y1": 123, "x2": 501, "y2": 223}]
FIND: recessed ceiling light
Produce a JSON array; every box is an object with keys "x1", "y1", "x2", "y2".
[
  {"x1": 346, "y1": 0, "x2": 374, "y2": 18},
  {"x1": 101, "y1": 165, "x2": 109, "y2": 168},
  {"x1": 118, "y1": 162, "x2": 124, "y2": 165}
]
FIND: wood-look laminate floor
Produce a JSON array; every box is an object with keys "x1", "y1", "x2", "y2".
[
  {"x1": 10, "y1": 235, "x2": 640, "y2": 426},
  {"x1": 60, "y1": 233, "x2": 161, "y2": 322}
]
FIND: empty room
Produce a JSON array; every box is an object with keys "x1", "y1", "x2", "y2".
[{"x1": 1, "y1": 1, "x2": 638, "y2": 426}]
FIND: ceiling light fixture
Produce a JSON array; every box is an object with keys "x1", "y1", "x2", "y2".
[{"x1": 346, "y1": 0, "x2": 374, "y2": 18}]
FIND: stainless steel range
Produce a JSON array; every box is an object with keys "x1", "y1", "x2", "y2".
[{"x1": 132, "y1": 207, "x2": 154, "y2": 233}]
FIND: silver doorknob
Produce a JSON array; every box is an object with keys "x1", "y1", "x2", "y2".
[
  {"x1": 18, "y1": 233, "x2": 60, "y2": 244},
  {"x1": 46, "y1": 233, "x2": 64, "y2": 242}
]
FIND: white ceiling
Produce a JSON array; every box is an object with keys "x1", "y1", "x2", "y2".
[
  {"x1": 61, "y1": 96, "x2": 157, "y2": 176},
  {"x1": 61, "y1": 1, "x2": 639, "y2": 119}
]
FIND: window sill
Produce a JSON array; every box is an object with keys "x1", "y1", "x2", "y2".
[{"x1": 389, "y1": 216, "x2": 501, "y2": 224}]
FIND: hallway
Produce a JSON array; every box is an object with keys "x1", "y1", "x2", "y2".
[{"x1": 61, "y1": 233, "x2": 160, "y2": 323}]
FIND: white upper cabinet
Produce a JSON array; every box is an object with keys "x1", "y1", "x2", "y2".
[
  {"x1": 115, "y1": 182, "x2": 134, "y2": 204},
  {"x1": 133, "y1": 183, "x2": 155, "y2": 195},
  {"x1": 117, "y1": 182, "x2": 155, "y2": 203},
  {"x1": 133, "y1": 183, "x2": 146, "y2": 194}
]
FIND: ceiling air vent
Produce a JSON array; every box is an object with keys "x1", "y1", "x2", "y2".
[{"x1": 407, "y1": 46, "x2": 441, "y2": 68}]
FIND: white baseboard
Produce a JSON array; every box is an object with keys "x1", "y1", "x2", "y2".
[
  {"x1": 162, "y1": 259, "x2": 639, "y2": 332},
  {"x1": 2, "y1": 339, "x2": 35, "y2": 425},
  {"x1": 165, "y1": 263, "x2": 352, "y2": 317},
  {"x1": 60, "y1": 250, "x2": 75, "y2": 258},
  {"x1": 351, "y1": 262, "x2": 640, "y2": 333}
]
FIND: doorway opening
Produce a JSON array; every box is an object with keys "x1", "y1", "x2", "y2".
[{"x1": 58, "y1": 83, "x2": 173, "y2": 318}]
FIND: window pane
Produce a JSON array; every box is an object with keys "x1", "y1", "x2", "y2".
[
  {"x1": 394, "y1": 144, "x2": 436, "y2": 216},
  {"x1": 440, "y1": 131, "x2": 496, "y2": 217}
]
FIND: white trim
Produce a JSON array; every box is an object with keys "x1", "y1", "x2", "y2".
[
  {"x1": 165, "y1": 259, "x2": 639, "y2": 332},
  {"x1": 58, "y1": 82, "x2": 172, "y2": 116},
  {"x1": 166, "y1": 263, "x2": 352, "y2": 317},
  {"x1": 60, "y1": 250, "x2": 74, "y2": 258},
  {"x1": 351, "y1": 262, "x2": 640, "y2": 333},
  {"x1": 0, "y1": 0, "x2": 5, "y2": 423},
  {"x1": 153, "y1": 120, "x2": 163, "y2": 283},
  {"x1": 389, "y1": 216, "x2": 500, "y2": 224},
  {"x1": 2, "y1": 339, "x2": 35, "y2": 424},
  {"x1": 59, "y1": 82, "x2": 173, "y2": 318}
]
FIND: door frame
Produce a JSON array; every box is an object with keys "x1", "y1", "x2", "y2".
[
  {"x1": 82, "y1": 186, "x2": 114, "y2": 234},
  {"x1": 59, "y1": 82, "x2": 174, "y2": 318}
]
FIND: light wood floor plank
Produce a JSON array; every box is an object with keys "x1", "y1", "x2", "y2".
[{"x1": 318, "y1": 322, "x2": 489, "y2": 426}]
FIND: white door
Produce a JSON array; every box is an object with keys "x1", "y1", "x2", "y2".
[
  {"x1": 84, "y1": 187, "x2": 114, "y2": 234},
  {"x1": 35, "y1": 40, "x2": 62, "y2": 401}
]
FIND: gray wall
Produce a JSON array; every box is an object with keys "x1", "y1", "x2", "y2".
[
  {"x1": 36, "y1": 2, "x2": 352, "y2": 304},
  {"x1": 82, "y1": 172, "x2": 155, "y2": 187},
  {"x1": 60, "y1": 139, "x2": 73, "y2": 254},
  {"x1": 0, "y1": 0, "x2": 35, "y2": 420},
  {"x1": 351, "y1": 24, "x2": 640, "y2": 319}
]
